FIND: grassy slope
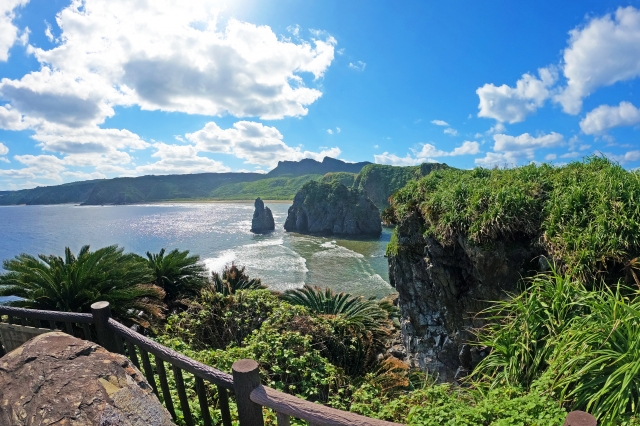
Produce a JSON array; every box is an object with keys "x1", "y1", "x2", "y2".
[
  {"x1": 389, "y1": 156, "x2": 640, "y2": 279},
  {"x1": 209, "y1": 174, "x2": 323, "y2": 200}
]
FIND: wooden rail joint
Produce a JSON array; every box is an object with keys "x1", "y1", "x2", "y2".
[{"x1": 233, "y1": 359, "x2": 265, "y2": 426}]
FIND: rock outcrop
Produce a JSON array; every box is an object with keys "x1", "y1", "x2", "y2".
[
  {"x1": 388, "y1": 210, "x2": 541, "y2": 381},
  {"x1": 284, "y1": 181, "x2": 382, "y2": 237},
  {"x1": 0, "y1": 332, "x2": 174, "y2": 425},
  {"x1": 250, "y1": 198, "x2": 275, "y2": 233}
]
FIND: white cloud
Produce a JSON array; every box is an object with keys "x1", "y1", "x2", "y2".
[
  {"x1": 476, "y1": 67, "x2": 557, "y2": 123},
  {"x1": 580, "y1": 101, "x2": 640, "y2": 134},
  {"x1": 607, "y1": 150, "x2": 640, "y2": 164},
  {"x1": 0, "y1": 0, "x2": 28, "y2": 62},
  {"x1": 336, "y1": 127, "x2": 341, "y2": 133},
  {"x1": 555, "y1": 7, "x2": 640, "y2": 114},
  {"x1": 135, "y1": 143, "x2": 230, "y2": 175},
  {"x1": 186, "y1": 121, "x2": 341, "y2": 168},
  {"x1": 475, "y1": 132, "x2": 564, "y2": 167},
  {"x1": 44, "y1": 21, "x2": 54, "y2": 42},
  {"x1": 4, "y1": 1, "x2": 336, "y2": 124},
  {"x1": 61, "y1": 170, "x2": 106, "y2": 180},
  {"x1": 0, "y1": 154, "x2": 66, "y2": 182},
  {"x1": 560, "y1": 151, "x2": 581, "y2": 159},
  {"x1": 431, "y1": 119, "x2": 449, "y2": 126},
  {"x1": 0, "y1": 142, "x2": 8, "y2": 156},
  {"x1": 486, "y1": 122, "x2": 506, "y2": 134},
  {"x1": 374, "y1": 141, "x2": 480, "y2": 166},
  {"x1": 327, "y1": 129, "x2": 333, "y2": 135},
  {"x1": 493, "y1": 132, "x2": 564, "y2": 152},
  {"x1": 444, "y1": 127, "x2": 458, "y2": 136},
  {"x1": 545, "y1": 153, "x2": 557, "y2": 161},
  {"x1": 348, "y1": 61, "x2": 366, "y2": 71}
]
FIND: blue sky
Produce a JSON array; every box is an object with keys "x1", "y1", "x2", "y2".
[{"x1": 0, "y1": 0, "x2": 639, "y2": 189}]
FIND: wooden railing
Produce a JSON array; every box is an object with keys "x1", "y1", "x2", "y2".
[{"x1": 0, "y1": 301, "x2": 597, "y2": 426}]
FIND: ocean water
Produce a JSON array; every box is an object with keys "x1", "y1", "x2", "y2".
[{"x1": 0, "y1": 202, "x2": 395, "y2": 299}]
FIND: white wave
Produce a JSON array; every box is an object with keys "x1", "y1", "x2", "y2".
[
  {"x1": 203, "y1": 250, "x2": 237, "y2": 273},
  {"x1": 312, "y1": 245, "x2": 364, "y2": 259}
]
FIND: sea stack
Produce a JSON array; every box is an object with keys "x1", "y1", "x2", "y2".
[
  {"x1": 284, "y1": 181, "x2": 382, "y2": 237},
  {"x1": 251, "y1": 197, "x2": 275, "y2": 233}
]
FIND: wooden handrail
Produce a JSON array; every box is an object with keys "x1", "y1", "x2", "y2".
[
  {"x1": 0, "y1": 305, "x2": 93, "y2": 323},
  {"x1": 251, "y1": 385, "x2": 403, "y2": 426},
  {"x1": 107, "y1": 317, "x2": 234, "y2": 389}
]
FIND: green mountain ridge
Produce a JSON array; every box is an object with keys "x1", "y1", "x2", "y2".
[{"x1": 0, "y1": 157, "x2": 447, "y2": 207}]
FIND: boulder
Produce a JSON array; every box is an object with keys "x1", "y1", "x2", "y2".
[
  {"x1": 250, "y1": 198, "x2": 275, "y2": 234},
  {"x1": 388, "y1": 210, "x2": 540, "y2": 381},
  {"x1": 0, "y1": 331, "x2": 174, "y2": 426},
  {"x1": 284, "y1": 181, "x2": 382, "y2": 237}
]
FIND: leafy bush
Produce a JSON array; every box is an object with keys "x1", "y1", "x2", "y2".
[
  {"x1": 281, "y1": 285, "x2": 394, "y2": 376},
  {"x1": 165, "y1": 289, "x2": 280, "y2": 350}
]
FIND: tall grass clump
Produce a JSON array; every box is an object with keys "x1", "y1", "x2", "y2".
[{"x1": 473, "y1": 270, "x2": 640, "y2": 424}]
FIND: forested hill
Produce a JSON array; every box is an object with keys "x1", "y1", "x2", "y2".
[{"x1": 0, "y1": 157, "x2": 373, "y2": 205}]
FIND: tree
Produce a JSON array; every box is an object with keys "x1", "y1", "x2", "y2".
[
  {"x1": 146, "y1": 248, "x2": 207, "y2": 305},
  {"x1": 0, "y1": 245, "x2": 164, "y2": 324},
  {"x1": 210, "y1": 263, "x2": 266, "y2": 296}
]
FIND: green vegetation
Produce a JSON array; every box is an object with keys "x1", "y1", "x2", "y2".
[
  {"x1": 209, "y1": 174, "x2": 322, "y2": 200},
  {"x1": 388, "y1": 156, "x2": 640, "y2": 281},
  {"x1": 146, "y1": 248, "x2": 208, "y2": 306},
  {"x1": 321, "y1": 171, "x2": 357, "y2": 187},
  {"x1": 0, "y1": 245, "x2": 164, "y2": 324},
  {"x1": 210, "y1": 263, "x2": 267, "y2": 296},
  {"x1": 354, "y1": 162, "x2": 449, "y2": 208}
]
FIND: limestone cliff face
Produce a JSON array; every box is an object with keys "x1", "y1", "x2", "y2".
[
  {"x1": 284, "y1": 181, "x2": 382, "y2": 237},
  {"x1": 251, "y1": 197, "x2": 275, "y2": 233},
  {"x1": 388, "y1": 210, "x2": 541, "y2": 381}
]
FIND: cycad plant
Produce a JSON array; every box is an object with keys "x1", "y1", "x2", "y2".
[
  {"x1": 281, "y1": 285, "x2": 392, "y2": 376},
  {"x1": 146, "y1": 248, "x2": 207, "y2": 305},
  {"x1": 210, "y1": 263, "x2": 266, "y2": 296},
  {"x1": 0, "y1": 245, "x2": 164, "y2": 324}
]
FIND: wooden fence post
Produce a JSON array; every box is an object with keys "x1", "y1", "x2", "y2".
[
  {"x1": 564, "y1": 411, "x2": 597, "y2": 426},
  {"x1": 91, "y1": 301, "x2": 117, "y2": 353},
  {"x1": 232, "y1": 359, "x2": 264, "y2": 426}
]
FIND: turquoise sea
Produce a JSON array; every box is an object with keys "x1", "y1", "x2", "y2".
[{"x1": 0, "y1": 202, "x2": 395, "y2": 300}]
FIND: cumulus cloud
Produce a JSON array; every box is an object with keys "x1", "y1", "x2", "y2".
[
  {"x1": 476, "y1": 67, "x2": 557, "y2": 123},
  {"x1": 444, "y1": 127, "x2": 458, "y2": 136},
  {"x1": 475, "y1": 132, "x2": 564, "y2": 167},
  {"x1": 607, "y1": 150, "x2": 640, "y2": 164},
  {"x1": 0, "y1": 0, "x2": 28, "y2": 62},
  {"x1": 374, "y1": 141, "x2": 480, "y2": 166},
  {"x1": 580, "y1": 101, "x2": 640, "y2": 134},
  {"x1": 327, "y1": 129, "x2": 333, "y2": 135},
  {"x1": 431, "y1": 119, "x2": 449, "y2": 126},
  {"x1": 555, "y1": 7, "x2": 640, "y2": 114},
  {"x1": 2, "y1": 0, "x2": 336, "y2": 126},
  {"x1": 135, "y1": 143, "x2": 230, "y2": 175},
  {"x1": 0, "y1": 142, "x2": 8, "y2": 156},
  {"x1": 0, "y1": 154, "x2": 66, "y2": 182},
  {"x1": 186, "y1": 121, "x2": 341, "y2": 168}
]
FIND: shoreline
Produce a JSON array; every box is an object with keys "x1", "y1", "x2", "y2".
[{"x1": 0, "y1": 199, "x2": 294, "y2": 207}]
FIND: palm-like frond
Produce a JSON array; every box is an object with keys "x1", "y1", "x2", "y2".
[
  {"x1": 146, "y1": 248, "x2": 207, "y2": 303},
  {"x1": 281, "y1": 285, "x2": 393, "y2": 375},
  {"x1": 0, "y1": 245, "x2": 164, "y2": 324},
  {"x1": 210, "y1": 263, "x2": 266, "y2": 296}
]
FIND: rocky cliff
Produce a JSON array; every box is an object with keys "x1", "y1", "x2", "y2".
[
  {"x1": 251, "y1": 197, "x2": 275, "y2": 233},
  {"x1": 388, "y1": 210, "x2": 541, "y2": 381},
  {"x1": 284, "y1": 181, "x2": 382, "y2": 237}
]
